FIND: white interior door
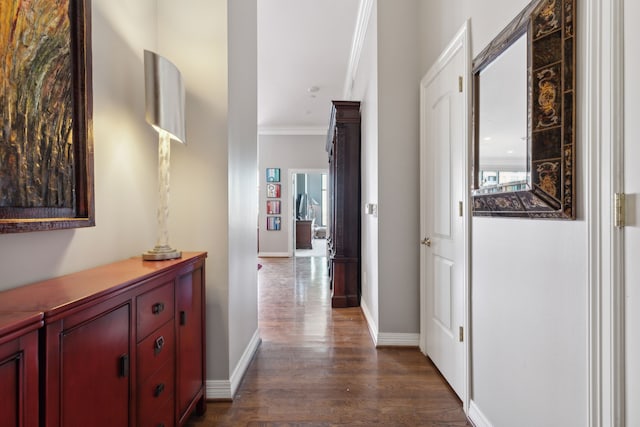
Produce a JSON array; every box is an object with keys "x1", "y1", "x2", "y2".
[{"x1": 419, "y1": 23, "x2": 469, "y2": 401}]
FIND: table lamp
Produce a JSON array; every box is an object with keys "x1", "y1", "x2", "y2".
[{"x1": 142, "y1": 50, "x2": 185, "y2": 261}]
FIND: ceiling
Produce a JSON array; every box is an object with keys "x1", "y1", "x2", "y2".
[{"x1": 257, "y1": 0, "x2": 361, "y2": 133}]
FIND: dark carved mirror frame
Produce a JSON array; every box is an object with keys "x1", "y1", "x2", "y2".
[
  {"x1": 0, "y1": 0, "x2": 94, "y2": 233},
  {"x1": 472, "y1": 0, "x2": 575, "y2": 219}
]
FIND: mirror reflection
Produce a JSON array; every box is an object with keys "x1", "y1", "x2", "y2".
[{"x1": 476, "y1": 34, "x2": 528, "y2": 194}]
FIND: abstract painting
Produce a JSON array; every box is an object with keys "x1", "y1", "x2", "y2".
[
  {"x1": 0, "y1": 0, "x2": 94, "y2": 232},
  {"x1": 267, "y1": 216, "x2": 281, "y2": 231},
  {"x1": 266, "y1": 200, "x2": 280, "y2": 215},
  {"x1": 266, "y1": 183, "x2": 280, "y2": 198}
]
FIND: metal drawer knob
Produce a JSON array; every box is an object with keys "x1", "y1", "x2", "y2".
[
  {"x1": 154, "y1": 336, "x2": 165, "y2": 355},
  {"x1": 152, "y1": 302, "x2": 165, "y2": 315},
  {"x1": 154, "y1": 383, "x2": 165, "y2": 397}
]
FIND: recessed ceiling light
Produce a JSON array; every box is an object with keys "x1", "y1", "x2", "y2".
[
  {"x1": 483, "y1": 136, "x2": 492, "y2": 141},
  {"x1": 507, "y1": 150, "x2": 514, "y2": 154},
  {"x1": 307, "y1": 86, "x2": 320, "y2": 93}
]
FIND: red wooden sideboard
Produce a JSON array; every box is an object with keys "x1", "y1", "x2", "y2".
[{"x1": 0, "y1": 252, "x2": 207, "y2": 427}]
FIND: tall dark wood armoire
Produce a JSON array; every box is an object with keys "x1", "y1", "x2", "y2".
[{"x1": 326, "y1": 101, "x2": 361, "y2": 308}]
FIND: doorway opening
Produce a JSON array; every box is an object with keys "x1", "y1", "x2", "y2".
[{"x1": 290, "y1": 170, "x2": 328, "y2": 258}]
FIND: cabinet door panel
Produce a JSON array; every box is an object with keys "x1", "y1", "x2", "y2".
[
  {"x1": 177, "y1": 268, "x2": 204, "y2": 418},
  {"x1": 61, "y1": 304, "x2": 130, "y2": 427},
  {"x1": 0, "y1": 353, "x2": 18, "y2": 426}
]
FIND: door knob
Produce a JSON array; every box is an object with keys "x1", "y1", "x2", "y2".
[{"x1": 421, "y1": 237, "x2": 431, "y2": 247}]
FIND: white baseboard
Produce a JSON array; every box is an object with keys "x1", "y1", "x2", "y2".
[
  {"x1": 360, "y1": 299, "x2": 379, "y2": 346},
  {"x1": 230, "y1": 330, "x2": 261, "y2": 396},
  {"x1": 206, "y1": 379, "x2": 232, "y2": 400},
  {"x1": 360, "y1": 301, "x2": 419, "y2": 347},
  {"x1": 468, "y1": 400, "x2": 493, "y2": 427},
  {"x1": 377, "y1": 332, "x2": 420, "y2": 347},
  {"x1": 258, "y1": 252, "x2": 290, "y2": 258},
  {"x1": 205, "y1": 330, "x2": 262, "y2": 400}
]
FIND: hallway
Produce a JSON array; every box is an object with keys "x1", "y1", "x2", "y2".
[{"x1": 188, "y1": 256, "x2": 470, "y2": 426}]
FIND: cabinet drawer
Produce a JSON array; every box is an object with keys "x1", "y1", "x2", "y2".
[
  {"x1": 138, "y1": 397, "x2": 174, "y2": 427},
  {"x1": 138, "y1": 320, "x2": 175, "y2": 383},
  {"x1": 138, "y1": 281, "x2": 174, "y2": 341},
  {"x1": 138, "y1": 360, "x2": 175, "y2": 426}
]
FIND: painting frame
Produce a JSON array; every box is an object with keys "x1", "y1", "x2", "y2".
[
  {"x1": 266, "y1": 200, "x2": 281, "y2": 215},
  {"x1": 266, "y1": 183, "x2": 281, "y2": 198},
  {"x1": 0, "y1": 0, "x2": 95, "y2": 233},
  {"x1": 266, "y1": 168, "x2": 280, "y2": 182},
  {"x1": 267, "y1": 216, "x2": 281, "y2": 231}
]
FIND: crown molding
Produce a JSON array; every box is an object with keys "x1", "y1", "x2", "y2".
[
  {"x1": 258, "y1": 126, "x2": 328, "y2": 136},
  {"x1": 342, "y1": 0, "x2": 374, "y2": 99}
]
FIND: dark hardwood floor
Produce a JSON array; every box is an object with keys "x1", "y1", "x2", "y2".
[{"x1": 186, "y1": 256, "x2": 471, "y2": 426}]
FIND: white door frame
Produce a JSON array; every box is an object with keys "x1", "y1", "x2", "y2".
[
  {"x1": 419, "y1": 20, "x2": 471, "y2": 413},
  {"x1": 289, "y1": 168, "x2": 329, "y2": 257},
  {"x1": 585, "y1": 0, "x2": 626, "y2": 425}
]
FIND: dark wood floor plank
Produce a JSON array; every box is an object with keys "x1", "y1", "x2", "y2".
[{"x1": 186, "y1": 256, "x2": 471, "y2": 426}]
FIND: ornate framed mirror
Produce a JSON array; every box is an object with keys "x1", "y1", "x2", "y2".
[{"x1": 471, "y1": 0, "x2": 575, "y2": 219}]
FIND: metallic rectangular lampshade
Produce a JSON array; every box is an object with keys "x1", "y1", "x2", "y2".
[{"x1": 144, "y1": 50, "x2": 186, "y2": 143}]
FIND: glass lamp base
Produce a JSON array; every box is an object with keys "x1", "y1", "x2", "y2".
[{"x1": 143, "y1": 245, "x2": 182, "y2": 261}]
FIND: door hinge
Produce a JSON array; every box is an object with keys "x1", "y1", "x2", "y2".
[
  {"x1": 459, "y1": 326, "x2": 464, "y2": 342},
  {"x1": 614, "y1": 193, "x2": 626, "y2": 228},
  {"x1": 458, "y1": 76, "x2": 463, "y2": 93},
  {"x1": 458, "y1": 201, "x2": 463, "y2": 217}
]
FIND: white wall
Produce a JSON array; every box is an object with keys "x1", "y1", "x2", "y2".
[
  {"x1": 257, "y1": 133, "x2": 328, "y2": 256},
  {"x1": 351, "y1": 1, "x2": 422, "y2": 342},
  {"x1": 157, "y1": 0, "x2": 260, "y2": 387},
  {"x1": 419, "y1": 1, "x2": 588, "y2": 426},
  {"x1": 376, "y1": 1, "x2": 421, "y2": 335},
  {"x1": 0, "y1": 1, "x2": 157, "y2": 288},
  {"x1": 624, "y1": 0, "x2": 640, "y2": 423},
  {"x1": 227, "y1": 0, "x2": 259, "y2": 380},
  {"x1": 157, "y1": 0, "x2": 232, "y2": 381},
  {"x1": 351, "y1": 2, "x2": 379, "y2": 336}
]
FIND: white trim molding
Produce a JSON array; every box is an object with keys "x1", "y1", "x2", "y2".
[
  {"x1": 206, "y1": 331, "x2": 261, "y2": 400},
  {"x1": 361, "y1": 300, "x2": 420, "y2": 347},
  {"x1": 360, "y1": 299, "x2": 379, "y2": 346},
  {"x1": 230, "y1": 330, "x2": 262, "y2": 397},
  {"x1": 206, "y1": 379, "x2": 232, "y2": 400},
  {"x1": 258, "y1": 252, "x2": 290, "y2": 258},
  {"x1": 343, "y1": 0, "x2": 374, "y2": 99},
  {"x1": 585, "y1": 0, "x2": 626, "y2": 425},
  {"x1": 377, "y1": 333, "x2": 420, "y2": 347},
  {"x1": 468, "y1": 400, "x2": 494, "y2": 427}
]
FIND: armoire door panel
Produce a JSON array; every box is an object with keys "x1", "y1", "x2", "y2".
[{"x1": 326, "y1": 101, "x2": 361, "y2": 308}]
